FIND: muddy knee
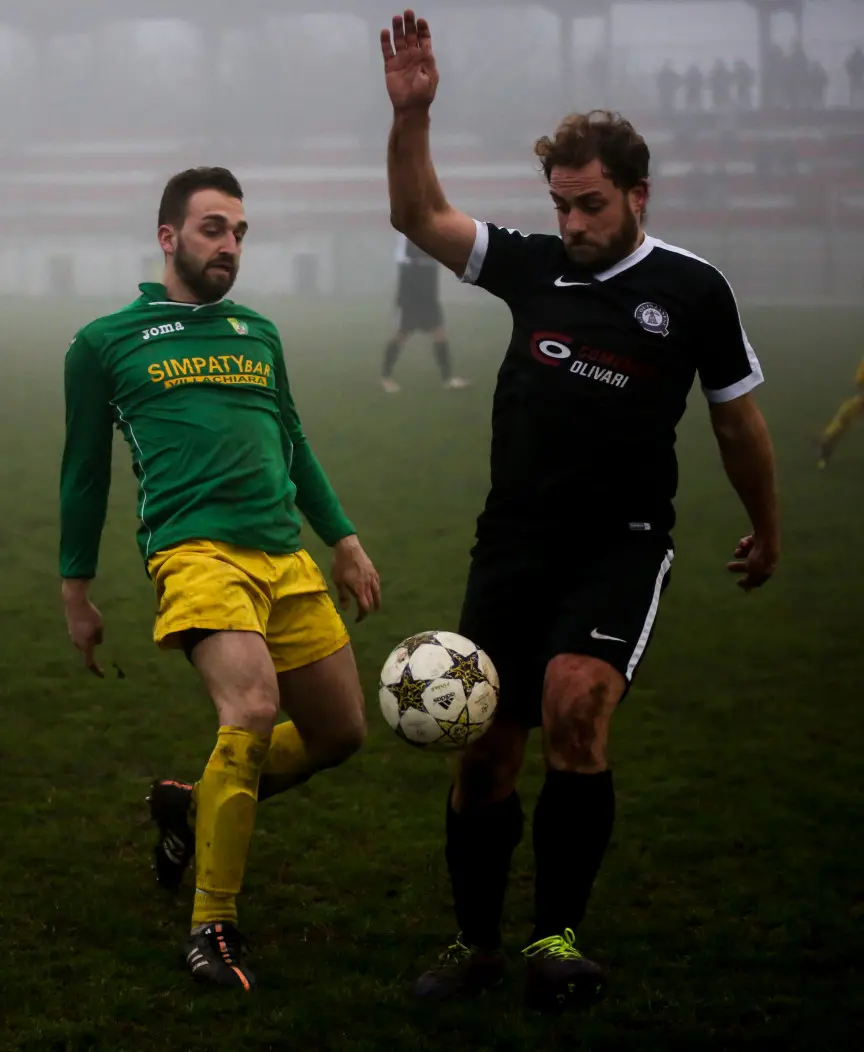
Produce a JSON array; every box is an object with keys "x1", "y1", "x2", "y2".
[{"x1": 543, "y1": 656, "x2": 624, "y2": 773}]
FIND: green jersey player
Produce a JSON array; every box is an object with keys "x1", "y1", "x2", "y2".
[{"x1": 60, "y1": 167, "x2": 381, "y2": 990}]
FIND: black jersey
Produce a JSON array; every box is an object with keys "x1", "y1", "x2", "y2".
[
  {"x1": 461, "y1": 222, "x2": 763, "y2": 542},
  {"x1": 396, "y1": 234, "x2": 441, "y2": 308}
]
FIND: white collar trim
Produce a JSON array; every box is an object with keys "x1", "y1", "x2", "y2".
[
  {"x1": 148, "y1": 297, "x2": 227, "y2": 311},
  {"x1": 592, "y1": 234, "x2": 656, "y2": 282}
]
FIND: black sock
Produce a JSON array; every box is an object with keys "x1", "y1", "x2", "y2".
[
  {"x1": 433, "y1": 340, "x2": 453, "y2": 381},
  {"x1": 532, "y1": 769, "x2": 615, "y2": 942},
  {"x1": 382, "y1": 338, "x2": 401, "y2": 378},
  {"x1": 445, "y1": 789, "x2": 524, "y2": 950}
]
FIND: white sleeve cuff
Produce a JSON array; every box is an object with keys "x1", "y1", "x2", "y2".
[
  {"x1": 702, "y1": 365, "x2": 764, "y2": 403},
  {"x1": 459, "y1": 220, "x2": 489, "y2": 284},
  {"x1": 702, "y1": 331, "x2": 764, "y2": 403}
]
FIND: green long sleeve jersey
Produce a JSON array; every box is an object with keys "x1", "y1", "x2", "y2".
[{"x1": 60, "y1": 283, "x2": 355, "y2": 579}]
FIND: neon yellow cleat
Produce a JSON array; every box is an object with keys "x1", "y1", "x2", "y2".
[{"x1": 522, "y1": 928, "x2": 607, "y2": 1012}]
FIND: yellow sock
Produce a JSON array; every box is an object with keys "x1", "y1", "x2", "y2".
[
  {"x1": 186, "y1": 722, "x2": 317, "y2": 831},
  {"x1": 191, "y1": 726, "x2": 271, "y2": 930},
  {"x1": 258, "y1": 720, "x2": 316, "y2": 800},
  {"x1": 823, "y1": 396, "x2": 863, "y2": 443}
]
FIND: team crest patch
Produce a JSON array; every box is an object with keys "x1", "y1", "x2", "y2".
[
  {"x1": 227, "y1": 317, "x2": 249, "y2": 336},
  {"x1": 634, "y1": 302, "x2": 670, "y2": 337}
]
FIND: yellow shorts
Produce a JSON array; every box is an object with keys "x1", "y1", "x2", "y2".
[{"x1": 147, "y1": 540, "x2": 349, "y2": 673}]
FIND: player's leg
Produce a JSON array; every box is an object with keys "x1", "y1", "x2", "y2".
[
  {"x1": 145, "y1": 542, "x2": 281, "y2": 990},
  {"x1": 414, "y1": 545, "x2": 543, "y2": 1001},
  {"x1": 414, "y1": 714, "x2": 529, "y2": 1000},
  {"x1": 163, "y1": 630, "x2": 277, "y2": 991},
  {"x1": 430, "y1": 321, "x2": 470, "y2": 390},
  {"x1": 818, "y1": 393, "x2": 863, "y2": 466},
  {"x1": 818, "y1": 367, "x2": 864, "y2": 466},
  {"x1": 382, "y1": 326, "x2": 409, "y2": 392},
  {"x1": 521, "y1": 654, "x2": 622, "y2": 1011},
  {"x1": 150, "y1": 552, "x2": 360, "y2": 871},
  {"x1": 266, "y1": 642, "x2": 366, "y2": 794},
  {"x1": 523, "y1": 539, "x2": 674, "y2": 1012},
  {"x1": 430, "y1": 321, "x2": 453, "y2": 383},
  {"x1": 188, "y1": 630, "x2": 278, "y2": 926},
  {"x1": 258, "y1": 549, "x2": 365, "y2": 794}
]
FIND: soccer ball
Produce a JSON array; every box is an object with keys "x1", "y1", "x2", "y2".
[{"x1": 378, "y1": 631, "x2": 499, "y2": 749}]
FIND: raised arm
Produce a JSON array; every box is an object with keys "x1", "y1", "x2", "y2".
[{"x1": 381, "y1": 10, "x2": 477, "y2": 276}]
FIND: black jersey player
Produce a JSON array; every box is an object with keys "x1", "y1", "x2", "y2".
[{"x1": 381, "y1": 10, "x2": 780, "y2": 1013}]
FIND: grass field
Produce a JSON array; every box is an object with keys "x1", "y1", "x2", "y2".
[{"x1": 0, "y1": 297, "x2": 862, "y2": 1052}]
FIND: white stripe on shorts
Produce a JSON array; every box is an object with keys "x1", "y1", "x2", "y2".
[{"x1": 625, "y1": 548, "x2": 674, "y2": 681}]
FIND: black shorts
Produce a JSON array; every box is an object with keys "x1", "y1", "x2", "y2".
[
  {"x1": 399, "y1": 298, "x2": 443, "y2": 333},
  {"x1": 458, "y1": 534, "x2": 674, "y2": 727}
]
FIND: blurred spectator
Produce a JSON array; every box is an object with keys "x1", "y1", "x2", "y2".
[
  {"x1": 807, "y1": 60, "x2": 829, "y2": 109},
  {"x1": 683, "y1": 63, "x2": 704, "y2": 111},
  {"x1": 764, "y1": 42, "x2": 786, "y2": 108},
  {"x1": 785, "y1": 42, "x2": 810, "y2": 109},
  {"x1": 732, "y1": 59, "x2": 755, "y2": 110},
  {"x1": 708, "y1": 59, "x2": 733, "y2": 111},
  {"x1": 846, "y1": 46, "x2": 864, "y2": 106},
  {"x1": 656, "y1": 60, "x2": 680, "y2": 115}
]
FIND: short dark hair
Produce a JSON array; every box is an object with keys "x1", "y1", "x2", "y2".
[
  {"x1": 534, "y1": 110, "x2": 650, "y2": 195},
  {"x1": 158, "y1": 166, "x2": 244, "y2": 228}
]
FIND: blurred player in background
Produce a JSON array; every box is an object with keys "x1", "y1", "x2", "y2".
[
  {"x1": 381, "y1": 233, "x2": 469, "y2": 392},
  {"x1": 381, "y1": 9, "x2": 779, "y2": 1013},
  {"x1": 818, "y1": 356, "x2": 863, "y2": 468},
  {"x1": 60, "y1": 167, "x2": 380, "y2": 991}
]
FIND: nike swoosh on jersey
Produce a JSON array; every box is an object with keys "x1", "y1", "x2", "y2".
[
  {"x1": 554, "y1": 277, "x2": 593, "y2": 287},
  {"x1": 590, "y1": 628, "x2": 628, "y2": 643}
]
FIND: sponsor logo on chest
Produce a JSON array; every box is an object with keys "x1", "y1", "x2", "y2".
[
  {"x1": 137, "y1": 314, "x2": 269, "y2": 388},
  {"x1": 141, "y1": 321, "x2": 185, "y2": 341},
  {"x1": 529, "y1": 331, "x2": 659, "y2": 389},
  {"x1": 147, "y1": 354, "x2": 272, "y2": 389}
]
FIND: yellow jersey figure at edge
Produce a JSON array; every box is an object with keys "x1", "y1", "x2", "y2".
[{"x1": 818, "y1": 355, "x2": 864, "y2": 468}]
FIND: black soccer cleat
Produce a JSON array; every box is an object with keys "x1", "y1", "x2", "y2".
[
  {"x1": 185, "y1": 922, "x2": 256, "y2": 991},
  {"x1": 147, "y1": 779, "x2": 195, "y2": 890},
  {"x1": 522, "y1": 929, "x2": 607, "y2": 1013},
  {"x1": 413, "y1": 934, "x2": 507, "y2": 1001}
]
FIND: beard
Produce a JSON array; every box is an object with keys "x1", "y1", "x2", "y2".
[
  {"x1": 174, "y1": 238, "x2": 237, "y2": 303},
  {"x1": 564, "y1": 206, "x2": 641, "y2": 273}
]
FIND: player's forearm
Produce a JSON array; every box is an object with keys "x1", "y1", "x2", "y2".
[
  {"x1": 59, "y1": 511, "x2": 108, "y2": 580},
  {"x1": 289, "y1": 440, "x2": 356, "y2": 546},
  {"x1": 388, "y1": 109, "x2": 449, "y2": 233},
  {"x1": 714, "y1": 410, "x2": 779, "y2": 542},
  {"x1": 61, "y1": 578, "x2": 91, "y2": 601},
  {"x1": 59, "y1": 460, "x2": 111, "y2": 580}
]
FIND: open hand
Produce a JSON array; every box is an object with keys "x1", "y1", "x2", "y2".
[
  {"x1": 726, "y1": 533, "x2": 778, "y2": 592},
  {"x1": 381, "y1": 9, "x2": 439, "y2": 111},
  {"x1": 64, "y1": 595, "x2": 105, "y2": 676},
  {"x1": 332, "y1": 536, "x2": 382, "y2": 623}
]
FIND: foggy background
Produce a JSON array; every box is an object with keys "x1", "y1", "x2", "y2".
[{"x1": 0, "y1": 0, "x2": 862, "y2": 304}]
